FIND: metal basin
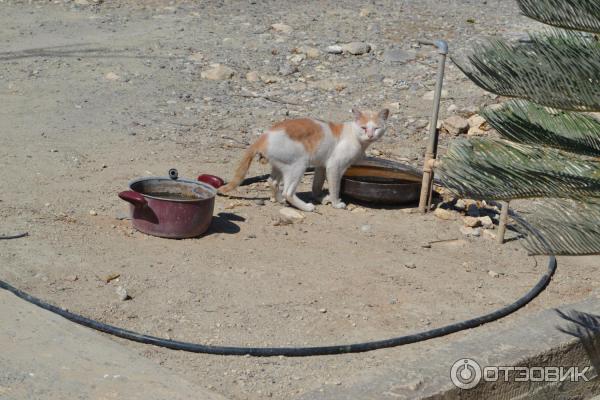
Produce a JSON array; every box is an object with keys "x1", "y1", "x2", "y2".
[{"x1": 341, "y1": 157, "x2": 423, "y2": 205}]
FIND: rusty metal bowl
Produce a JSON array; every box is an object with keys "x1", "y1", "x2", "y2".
[{"x1": 341, "y1": 157, "x2": 423, "y2": 205}]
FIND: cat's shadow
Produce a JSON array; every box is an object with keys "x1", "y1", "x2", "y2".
[{"x1": 205, "y1": 212, "x2": 244, "y2": 235}]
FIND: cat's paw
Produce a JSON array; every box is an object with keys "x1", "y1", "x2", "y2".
[
  {"x1": 319, "y1": 194, "x2": 331, "y2": 205},
  {"x1": 303, "y1": 203, "x2": 316, "y2": 212},
  {"x1": 331, "y1": 201, "x2": 347, "y2": 209}
]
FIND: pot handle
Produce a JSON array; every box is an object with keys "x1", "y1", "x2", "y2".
[
  {"x1": 118, "y1": 191, "x2": 147, "y2": 207},
  {"x1": 197, "y1": 174, "x2": 225, "y2": 189}
]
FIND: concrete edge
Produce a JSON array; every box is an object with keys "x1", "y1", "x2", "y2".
[{"x1": 299, "y1": 293, "x2": 600, "y2": 400}]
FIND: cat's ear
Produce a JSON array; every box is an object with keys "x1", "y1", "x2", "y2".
[
  {"x1": 351, "y1": 108, "x2": 363, "y2": 121},
  {"x1": 379, "y1": 108, "x2": 390, "y2": 121}
]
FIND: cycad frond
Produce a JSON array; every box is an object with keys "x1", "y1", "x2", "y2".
[
  {"x1": 517, "y1": 0, "x2": 600, "y2": 34},
  {"x1": 437, "y1": 138, "x2": 600, "y2": 200},
  {"x1": 513, "y1": 199, "x2": 600, "y2": 255},
  {"x1": 452, "y1": 30, "x2": 600, "y2": 111},
  {"x1": 482, "y1": 100, "x2": 600, "y2": 156}
]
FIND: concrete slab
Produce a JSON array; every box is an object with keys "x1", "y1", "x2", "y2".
[
  {"x1": 0, "y1": 290, "x2": 228, "y2": 400},
  {"x1": 299, "y1": 294, "x2": 600, "y2": 400}
]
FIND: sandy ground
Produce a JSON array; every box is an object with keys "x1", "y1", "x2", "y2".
[{"x1": 1, "y1": 1, "x2": 598, "y2": 399}]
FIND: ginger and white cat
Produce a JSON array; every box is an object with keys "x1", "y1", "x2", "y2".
[{"x1": 219, "y1": 108, "x2": 389, "y2": 211}]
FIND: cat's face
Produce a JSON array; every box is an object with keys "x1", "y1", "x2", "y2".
[{"x1": 352, "y1": 108, "x2": 390, "y2": 143}]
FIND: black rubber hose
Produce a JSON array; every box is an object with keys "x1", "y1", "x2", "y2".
[
  {"x1": 0, "y1": 177, "x2": 557, "y2": 356},
  {"x1": 0, "y1": 255, "x2": 555, "y2": 356}
]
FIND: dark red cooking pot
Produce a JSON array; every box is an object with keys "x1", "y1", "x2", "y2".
[{"x1": 118, "y1": 169, "x2": 224, "y2": 239}]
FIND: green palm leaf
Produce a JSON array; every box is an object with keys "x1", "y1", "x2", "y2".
[
  {"x1": 482, "y1": 100, "x2": 600, "y2": 156},
  {"x1": 452, "y1": 30, "x2": 600, "y2": 111},
  {"x1": 517, "y1": 0, "x2": 600, "y2": 34},
  {"x1": 437, "y1": 138, "x2": 600, "y2": 200},
  {"x1": 513, "y1": 199, "x2": 600, "y2": 255}
]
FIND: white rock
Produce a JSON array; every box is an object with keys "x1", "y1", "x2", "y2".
[
  {"x1": 187, "y1": 52, "x2": 204, "y2": 63},
  {"x1": 245, "y1": 71, "x2": 260, "y2": 82},
  {"x1": 271, "y1": 23, "x2": 293, "y2": 34},
  {"x1": 116, "y1": 286, "x2": 129, "y2": 301},
  {"x1": 359, "y1": 7, "x2": 374, "y2": 17},
  {"x1": 342, "y1": 42, "x2": 371, "y2": 55},
  {"x1": 309, "y1": 79, "x2": 347, "y2": 91},
  {"x1": 467, "y1": 114, "x2": 490, "y2": 136},
  {"x1": 287, "y1": 54, "x2": 305, "y2": 65},
  {"x1": 260, "y1": 74, "x2": 279, "y2": 84},
  {"x1": 442, "y1": 115, "x2": 469, "y2": 135},
  {"x1": 279, "y1": 207, "x2": 304, "y2": 223},
  {"x1": 460, "y1": 226, "x2": 481, "y2": 237},
  {"x1": 200, "y1": 64, "x2": 235, "y2": 80},
  {"x1": 104, "y1": 72, "x2": 120, "y2": 81},
  {"x1": 479, "y1": 215, "x2": 495, "y2": 229},
  {"x1": 302, "y1": 47, "x2": 321, "y2": 59},
  {"x1": 89, "y1": 210, "x2": 98, "y2": 216},
  {"x1": 463, "y1": 216, "x2": 481, "y2": 227},
  {"x1": 488, "y1": 270, "x2": 500, "y2": 278},
  {"x1": 326, "y1": 45, "x2": 343, "y2": 54},
  {"x1": 434, "y1": 207, "x2": 458, "y2": 221}
]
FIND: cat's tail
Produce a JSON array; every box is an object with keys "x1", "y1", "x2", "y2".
[{"x1": 218, "y1": 134, "x2": 268, "y2": 193}]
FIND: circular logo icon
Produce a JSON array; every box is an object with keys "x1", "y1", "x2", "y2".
[{"x1": 450, "y1": 358, "x2": 482, "y2": 389}]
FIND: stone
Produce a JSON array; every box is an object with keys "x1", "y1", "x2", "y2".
[
  {"x1": 116, "y1": 286, "x2": 130, "y2": 301},
  {"x1": 187, "y1": 52, "x2": 203, "y2": 63},
  {"x1": 463, "y1": 216, "x2": 482, "y2": 228},
  {"x1": 245, "y1": 71, "x2": 260, "y2": 82},
  {"x1": 467, "y1": 114, "x2": 490, "y2": 136},
  {"x1": 104, "y1": 72, "x2": 120, "y2": 81},
  {"x1": 442, "y1": 115, "x2": 469, "y2": 135},
  {"x1": 64, "y1": 274, "x2": 78, "y2": 282},
  {"x1": 483, "y1": 229, "x2": 497, "y2": 240},
  {"x1": 404, "y1": 263, "x2": 417, "y2": 269},
  {"x1": 455, "y1": 199, "x2": 466, "y2": 211},
  {"x1": 460, "y1": 226, "x2": 481, "y2": 237},
  {"x1": 279, "y1": 63, "x2": 298, "y2": 76},
  {"x1": 287, "y1": 54, "x2": 305, "y2": 65},
  {"x1": 200, "y1": 64, "x2": 235, "y2": 80},
  {"x1": 271, "y1": 23, "x2": 293, "y2": 34},
  {"x1": 383, "y1": 48, "x2": 416, "y2": 64},
  {"x1": 325, "y1": 45, "x2": 343, "y2": 54},
  {"x1": 89, "y1": 210, "x2": 97, "y2": 216},
  {"x1": 302, "y1": 47, "x2": 321, "y2": 59},
  {"x1": 319, "y1": 308, "x2": 327, "y2": 313},
  {"x1": 309, "y1": 79, "x2": 347, "y2": 91},
  {"x1": 279, "y1": 207, "x2": 304, "y2": 223},
  {"x1": 479, "y1": 215, "x2": 495, "y2": 229},
  {"x1": 488, "y1": 270, "x2": 500, "y2": 278},
  {"x1": 342, "y1": 42, "x2": 371, "y2": 55},
  {"x1": 360, "y1": 224, "x2": 372, "y2": 233},
  {"x1": 359, "y1": 7, "x2": 374, "y2": 17},
  {"x1": 260, "y1": 74, "x2": 279, "y2": 84},
  {"x1": 434, "y1": 207, "x2": 458, "y2": 220},
  {"x1": 447, "y1": 104, "x2": 458, "y2": 113},
  {"x1": 423, "y1": 89, "x2": 449, "y2": 101}
]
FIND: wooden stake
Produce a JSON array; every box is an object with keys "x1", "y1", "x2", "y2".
[{"x1": 497, "y1": 201, "x2": 510, "y2": 244}]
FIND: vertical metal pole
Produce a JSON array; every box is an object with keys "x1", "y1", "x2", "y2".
[
  {"x1": 497, "y1": 201, "x2": 510, "y2": 244},
  {"x1": 418, "y1": 39, "x2": 448, "y2": 213}
]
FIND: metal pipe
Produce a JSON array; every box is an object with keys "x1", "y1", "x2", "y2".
[
  {"x1": 497, "y1": 201, "x2": 510, "y2": 244},
  {"x1": 418, "y1": 39, "x2": 448, "y2": 213}
]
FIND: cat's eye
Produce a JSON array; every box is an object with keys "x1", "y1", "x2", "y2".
[{"x1": 361, "y1": 126, "x2": 367, "y2": 131}]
